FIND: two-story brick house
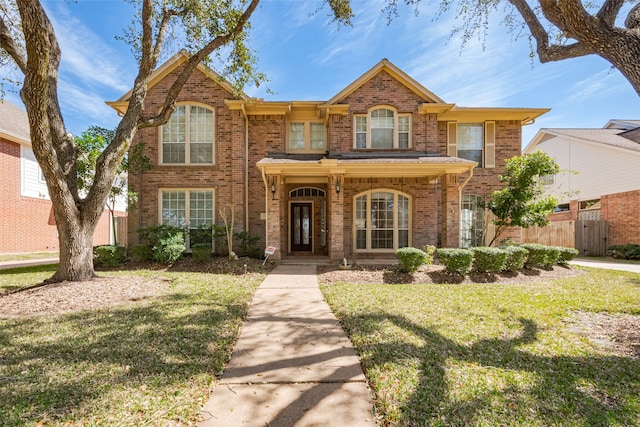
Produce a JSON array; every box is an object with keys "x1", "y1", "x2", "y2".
[{"x1": 110, "y1": 52, "x2": 547, "y2": 261}]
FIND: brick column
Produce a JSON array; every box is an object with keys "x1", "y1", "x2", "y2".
[
  {"x1": 328, "y1": 175, "x2": 345, "y2": 262},
  {"x1": 266, "y1": 175, "x2": 283, "y2": 260},
  {"x1": 440, "y1": 174, "x2": 460, "y2": 248}
]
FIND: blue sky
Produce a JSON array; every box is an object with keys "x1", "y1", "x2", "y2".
[{"x1": 3, "y1": 0, "x2": 638, "y2": 146}]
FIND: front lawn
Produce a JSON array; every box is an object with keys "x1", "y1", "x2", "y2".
[
  {"x1": 0, "y1": 265, "x2": 264, "y2": 426},
  {"x1": 321, "y1": 268, "x2": 640, "y2": 426}
]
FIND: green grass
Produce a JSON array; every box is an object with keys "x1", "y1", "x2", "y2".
[
  {"x1": 0, "y1": 268, "x2": 264, "y2": 426},
  {"x1": 0, "y1": 264, "x2": 59, "y2": 294},
  {"x1": 0, "y1": 252, "x2": 58, "y2": 262},
  {"x1": 321, "y1": 268, "x2": 640, "y2": 426}
]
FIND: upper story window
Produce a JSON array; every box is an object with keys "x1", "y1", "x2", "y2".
[
  {"x1": 354, "y1": 107, "x2": 411, "y2": 149},
  {"x1": 447, "y1": 121, "x2": 496, "y2": 168},
  {"x1": 288, "y1": 122, "x2": 326, "y2": 152},
  {"x1": 161, "y1": 104, "x2": 214, "y2": 164}
]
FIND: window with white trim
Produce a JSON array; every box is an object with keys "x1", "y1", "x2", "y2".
[
  {"x1": 355, "y1": 190, "x2": 410, "y2": 251},
  {"x1": 161, "y1": 104, "x2": 214, "y2": 164},
  {"x1": 457, "y1": 123, "x2": 484, "y2": 167},
  {"x1": 160, "y1": 189, "x2": 214, "y2": 248},
  {"x1": 287, "y1": 122, "x2": 326, "y2": 152},
  {"x1": 354, "y1": 107, "x2": 411, "y2": 149},
  {"x1": 460, "y1": 194, "x2": 484, "y2": 248}
]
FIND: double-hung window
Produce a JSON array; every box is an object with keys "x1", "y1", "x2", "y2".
[
  {"x1": 355, "y1": 190, "x2": 410, "y2": 251},
  {"x1": 288, "y1": 122, "x2": 326, "y2": 152},
  {"x1": 447, "y1": 121, "x2": 496, "y2": 168},
  {"x1": 160, "y1": 189, "x2": 214, "y2": 248},
  {"x1": 161, "y1": 104, "x2": 214, "y2": 164},
  {"x1": 457, "y1": 123, "x2": 484, "y2": 166},
  {"x1": 354, "y1": 107, "x2": 411, "y2": 149}
]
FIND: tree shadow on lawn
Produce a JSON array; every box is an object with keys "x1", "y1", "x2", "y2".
[
  {"x1": 347, "y1": 313, "x2": 639, "y2": 426},
  {"x1": 0, "y1": 287, "x2": 252, "y2": 426}
]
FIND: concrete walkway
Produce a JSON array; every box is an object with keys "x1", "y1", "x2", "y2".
[
  {"x1": 0, "y1": 257, "x2": 58, "y2": 270},
  {"x1": 199, "y1": 264, "x2": 377, "y2": 427},
  {"x1": 569, "y1": 258, "x2": 640, "y2": 273}
]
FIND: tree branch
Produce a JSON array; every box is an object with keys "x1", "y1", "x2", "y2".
[
  {"x1": 0, "y1": 17, "x2": 27, "y2": 73},
  {"x1": 508, "y1": 0, "x2": 593, "y2": 62},
  {"x1": 596, "y1": 0, "x2": 625, "y2": 26},
  {"x1": 139, "y1": 0, "x2": 261, "y2": 129}
]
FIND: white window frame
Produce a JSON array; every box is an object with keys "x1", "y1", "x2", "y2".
[
  {"x1": 456, "y1": 123, "x2": 484, "y2": 167},
  {"x1": 460, "y1": 194, "x2": 485, "y2": 248},
  {"x1": 353, "y1": 189, "x2": 411, "y2": 252},
  {"x1": 159, "y1": 102, "x2": 215, "y2": 165},
  {"x1": 353, "y1": 106, "x2": 412, "y2": 149},
  {"x1": 286, "y1": 121, "x2": 326, "y2": 153},
  {"x1": 158, "y1": 188, "x2": 215, "y2": 249}
]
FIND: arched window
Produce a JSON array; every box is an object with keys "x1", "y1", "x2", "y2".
[
  {"x1": 354, "y1": 106, "x2": 410, "y2": 149},
  {"x1": 289, "y1": 187, "x2": 326, "y2": 198},
  {"x1": 354, "y1": 190, "x2": 410, "y2": 251},
  {"x1": 161, "y1": 103, "x2": 214, "y2": 164},
  {"x1": 461, "y1": 194, "x2": 484, "y2": 248}
]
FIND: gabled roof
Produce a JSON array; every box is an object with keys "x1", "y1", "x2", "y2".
[
  {"x1": 0, "y1": 100, "x2": 30, "y2": 145},
  {"x1": 324, "y1": 58, "x2": 446, "y2": 105},
  {"x1": 524, "y1": 127, "x2": 640, "y2": 154},
  {"x1": 604, "y1": 119, "x2": 640, "y2": 130},
  {"x1": 107, "y1": 50, "x2": 244, "y2": 115}
]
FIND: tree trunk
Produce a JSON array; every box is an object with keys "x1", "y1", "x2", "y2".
[{"x1": 52, "y1": 220, "x2": 96, "y2": 282}]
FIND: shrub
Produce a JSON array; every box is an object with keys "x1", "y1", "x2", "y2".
[
  {"x1": 421, "y1": 245, "x2": 437, "y2": 265},
  {"x1": 234, "y1": 231, "x2": 261, "y2": 258},
  {"x1": 608, "y1": 244, "x2": 640, "y2": 260},
  {"x1": 190, "y1": 225, "x2": 214, "y2": 246},
  {"x1": 130, "y1": 244, "x2": 153, "y2": 262},
  {"x1": 502, "y1": 246, "x2": 529, "y2": 272},
  {"x1": 522, "y1": 243, "x2": 560, "y2": 268},
  {"x1": 395, "y1": 247, "x2": 427, "y2": 273},
  {"x1": 437, "y1": 248, "x2": 474, "y2": 275},
  {"x1": 191, "y1": 243, "x2": 212, "y2": 262},
  {"x1": 471, "y1": 247, "x2": 508, "y2": 273},
  {"x1": 137, "y1": 225, "x2": 185, "y2": 263},
  {"x1": 556, "y1": 246, "x2": 579, "y2": 264},
  {"x1": 93, "y1": 245, "x2": 127, "y2": 267}
]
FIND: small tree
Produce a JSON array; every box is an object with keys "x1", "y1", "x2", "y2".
[
  {"x1": 219, "y1": 204, "x2": 235, "y2": 260},
  {"x1": 485, "y1": 150, "x2": 560, "y2": 246}
]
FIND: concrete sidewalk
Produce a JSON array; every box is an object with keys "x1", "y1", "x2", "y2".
[
  {"x1": 199, "y1": 264, "x2": 377, "y2": 426},
  {"x1": 569, "y1": 258, "x2": 640, "y2": 273},
  {"x1": 0, "y1": 257, "x2": 58, "y2": 270}
]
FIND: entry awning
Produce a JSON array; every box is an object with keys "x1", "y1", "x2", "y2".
[{"x1": 256, "y1": 152, "x2": 477, "y2": 183}]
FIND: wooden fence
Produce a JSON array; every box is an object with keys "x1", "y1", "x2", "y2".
[
  {"x1": 114, "y1": 216, "x2": 128, "y2": 247},
  {"x1": 521, "y1": 220, "x2": 609, "y2": 256}
]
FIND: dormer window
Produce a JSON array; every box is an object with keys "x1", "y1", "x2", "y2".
[{"x1": 354, "y1": 107, "x2": 411, "y2": 149}]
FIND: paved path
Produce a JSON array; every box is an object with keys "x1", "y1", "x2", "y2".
[
  {"x1": 0, "y1": 258, "x2": 58, "y2": 270},
  {"x1": 199, "y1": 264, "x2": 377, "y2": 427},
  {"x1": 569, "y1": 258, "x2": 640, "y2": 273}
]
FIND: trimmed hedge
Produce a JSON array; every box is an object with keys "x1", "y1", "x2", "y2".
[
  {"x1": 437, "y1": 248, "x2": 474, "y2": 275},
  {"x1": 130, "y1": 244, "x2": 153, "y2": 262},
  {"x1": 521, "y1": 243, "x2": 560, "y2": 268},
  {"x1": 556, "y1": 246, "x2": 579, "y2": 263},
  {"x1": 191, "y1": 243, "x2": 212, "y2": 262},
  {"x1": 502, "y1": 246, "x2": 529, "y2": 272},
  {"x1": 93, "y1": 245, "x2": 127, "y2": 267},
  {"x1": 471, "y1": 247, "x2": 508, "y2": 273},
  {"x1": 396, "y1": 247, "x2": 427, "y2": 273},
  {"x1": 608, "y1": 244, "x2": 640, "y2": 260}
]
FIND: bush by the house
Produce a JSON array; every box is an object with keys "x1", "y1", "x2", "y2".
[
  {"x1": 471, "y1": 247, "x2": 508, "y2": 273},
  {"x1": 608, "y1": 244, "x2": 640, "y2": 260},
  {"x1": 502, "y1": 246, "x2": 529, "y2": 272},
  {"x1": 130, "y1": 244, "x2": 153, "y2": 262},
  {"x1": 93, "y1": 245, "x2": 127, "y2": 267},
  {"x1": 137, "y1": 225, "x2": 186, "y2": 263},
  {"x1": 395, "y1": 247, "x2": 427, "y2": 273},
  {"x1": 437, "y1": 248, "x2": 474, "y2": 275},
  {"x1": 421, "y1": 245, "x2": 437, "y2": 265},
  {"x1": 556, "y1": 246, "x2": 579, "y2": 264},
  {"x1": 234, "y1": 231, "x2": 262, "y2": 258},
  {"x1": 522, "y1": 243, "x2": 560, "y2": 268},
  {"x1": 191, "y1": 243, "x2": 212, "y2": 262}
]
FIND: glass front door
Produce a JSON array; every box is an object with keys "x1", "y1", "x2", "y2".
[{"x1": 290, "y1": 203, "x2": 312, "y2": 251}]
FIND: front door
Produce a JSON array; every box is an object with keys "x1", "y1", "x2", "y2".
[{"x1": 290, "y1": 203, "x2": 312, "y2": 252}]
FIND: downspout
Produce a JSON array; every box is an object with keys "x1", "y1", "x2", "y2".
[
  {"x1": 260, "y1": 167, "x2": 269, "y2": 246},
  {"x1": 241, "y1": 104, "x2": 249, "y2": 232},
  {"x1": 457, "y1": 166, "x2": 475, "y2": 247}
]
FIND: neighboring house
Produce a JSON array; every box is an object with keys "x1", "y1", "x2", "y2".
[
  {"x1": 524, "y1": 120, "x2": 640, "y2": 246},
  {"x1": 0, "y1": 100, "x2": 125, "y2": 253},
  {"x1": 110, "y1": 53, "x2": 547, "y2": 261}
]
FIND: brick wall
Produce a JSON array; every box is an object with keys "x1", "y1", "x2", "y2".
[{"x1": 601, "y1": 190, "x2": 640, "y2": 246}]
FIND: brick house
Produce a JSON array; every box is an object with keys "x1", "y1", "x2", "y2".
[
  {"x1": 111, "y1": 53, "x2": 547, "y2": 261},
  {"x1": 524, "y1": 120, "x2": 640, "y2": 246},
  {"x1": 0, "y1": 100, "x2": 124, "y2": 254}
]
